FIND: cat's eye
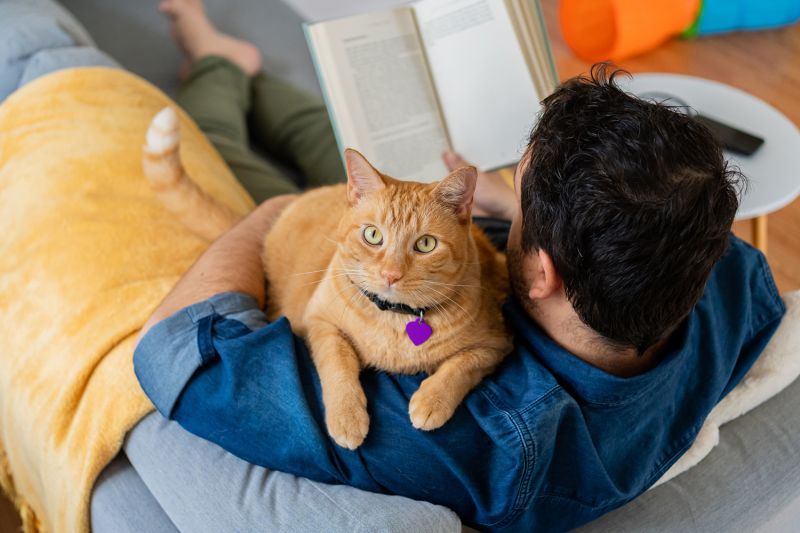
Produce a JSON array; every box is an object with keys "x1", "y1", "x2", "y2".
[
  {"x1": 363, "y1": 225, "x2": 383, "y2": 245},
  {"x1": 415, "y1": 235, "x2": 437, "y2": 253}
]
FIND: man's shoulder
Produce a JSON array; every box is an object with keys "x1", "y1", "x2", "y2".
[
  {"x1": 477, "y1": 346, "x2": 563, "y2": 414},
  {"x1": 703, "y1": 234, "x2": 784, "y2": 336}
]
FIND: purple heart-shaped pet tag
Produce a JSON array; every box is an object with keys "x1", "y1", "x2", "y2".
[{"x1": 406, "y1": 317, "x2": 432, "y2": 346}]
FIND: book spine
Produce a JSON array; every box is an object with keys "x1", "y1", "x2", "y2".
[
  {"x1": 533, "y1": 0, "x2": 559, "y2": 89},
  {"x1": 302, "y1": 22, "x2": 347, "y2": 167}
]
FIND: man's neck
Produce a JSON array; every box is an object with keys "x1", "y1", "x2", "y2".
[{"x1": 529, "y1": 298, "x2": 664, "y2": 378}]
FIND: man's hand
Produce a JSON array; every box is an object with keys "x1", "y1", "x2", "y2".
[
  {"x1": 443, "y1": 151, "x2": 516, "y2": 220},
  {"x1": 138, "y1": 194, "x2": 297, "y2": 340}
]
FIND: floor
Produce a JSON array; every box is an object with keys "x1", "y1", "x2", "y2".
[
  {"x1": 1, "y1": 0, "x2": 798, "y2": 531},
  {"x1": 0, "y1": 493, "x2": 19, "y2": 533}
]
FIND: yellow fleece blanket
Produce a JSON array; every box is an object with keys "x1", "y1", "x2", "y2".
[{"x1": 0, "y1": 68, "x2": 254, "y2": 532}]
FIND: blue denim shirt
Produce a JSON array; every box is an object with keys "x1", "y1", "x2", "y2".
[{"x1": 134, "y1": 236, "x2": 784, "y2": 531}]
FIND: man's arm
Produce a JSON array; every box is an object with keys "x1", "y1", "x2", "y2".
[{"x1": 139, "y1": 194, "x2": 296, "y2": 339}]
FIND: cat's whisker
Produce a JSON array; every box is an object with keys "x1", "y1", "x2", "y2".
[
  {"x1": 430, "y1": 297, "x2": 454, "y2": 330},
  {"x1": 426, "y1": 287, "x2": 470, "y2": 323},
  {"x1": 425, "y1": 285, "x2": 475, "y2": 323},
  {"x1": 431, "y1": 300, "x2": 454, "y2": 330},
  {"x1": 290, "y1": 267, "x2": 362, "y2": 277},
  {"x1": 296, "y1": 278, "x2": 325, "y2": 288},
  {"x1": 431, "y1": 299, "x2": 454, "y2": 331},
  {"x1": 293, "y1": 269, "x2": 369, "y2": 289},
  {"x1": 330, "y1": 283, "x2": 359, "y2": 313},
  {"x1": 291, "y1": 269, "x2": 342, "y2": 277},
  {"x1": 339, "y1": 284, "x2": 368, "y2": 323},
  {"x1": 332, "y1": 279, "x2": 362, "y2": 299},
  {"x1": 409, "y1": 288, "x2": 454, "y2": 331},
  {"x1": 296, "y1": 273, "x2": 357, "y2": 288},
  {"x1": 422, "y1": 280, "x2": 484, "y2": 290}
]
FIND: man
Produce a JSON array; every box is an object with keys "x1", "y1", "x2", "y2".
[
  {"x1": 0, "y1": 0, "x2": 787, "y2": 530},
  {"x1": 133, "y1": 63, "x2": 785, "y2": 532}
]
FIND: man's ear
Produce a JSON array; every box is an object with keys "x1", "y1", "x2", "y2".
[
  {"x1": 345, "y1": 148, "x2": 385, "y2": 205},
  {"x1": 529, "y1": 249, "x2": 562, "y2": 300},
  {"x1": 433, "y1": 166, "x2": 477, "y2": 223}
]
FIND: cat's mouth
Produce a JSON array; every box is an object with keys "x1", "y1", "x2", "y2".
[
  {"x1": 358, "y1": 287, "x2": 429, "y2": 316},
  {"x1": 346, "y1": 275, "x2": 429, "y2": 316},
  {"x1": 358, "y1": 287, "x2": 428, "y2": 316}
]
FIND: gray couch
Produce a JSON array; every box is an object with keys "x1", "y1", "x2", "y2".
[{"x1": 52, "y1": 1, "x2": 800, "y2": 530}]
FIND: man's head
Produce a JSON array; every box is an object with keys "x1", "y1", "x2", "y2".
[{"x1": 507, "y1": 64, "x2": 742, "y2": 354}]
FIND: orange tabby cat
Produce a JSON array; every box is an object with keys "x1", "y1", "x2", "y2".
[{"x1": 143, "y1": 108, "x2": 511, "y2": 449}]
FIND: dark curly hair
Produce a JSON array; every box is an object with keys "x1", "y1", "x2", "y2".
[{"x1": 520, "y1": 64, "x2": 743, "y2": 353}]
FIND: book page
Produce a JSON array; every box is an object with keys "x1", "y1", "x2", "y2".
[
  {"x1": 307, "y1": 9, "x2": 450, "y2": 182},
  {"x1": 413, "y1": 0, "x2": 540, "y2": 169}
]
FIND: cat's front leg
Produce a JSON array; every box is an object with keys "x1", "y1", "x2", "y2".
[
  {"x1": 306, "y1": 320, "x2": 369, "y2": 449},
  {"x1": 409, "y1": 347, "x2": 505, "y2": 431}
]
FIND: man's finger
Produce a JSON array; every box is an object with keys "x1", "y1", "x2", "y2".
[{"x1": 442, "y1": 150, "x2": 469, "y2": 171}]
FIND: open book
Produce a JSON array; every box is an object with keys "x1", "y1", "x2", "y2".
[{"x1": 304, "y1": 0, "x2": 557, "y2": 182}]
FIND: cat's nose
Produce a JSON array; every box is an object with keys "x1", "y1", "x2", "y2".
[{"x1": 381, "y1": 270, "x2": 403, "y2": 286}]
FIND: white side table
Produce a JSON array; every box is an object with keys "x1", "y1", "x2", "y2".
[{"x1": 621, "y1": 73, "x2": 800, "y2": 255}]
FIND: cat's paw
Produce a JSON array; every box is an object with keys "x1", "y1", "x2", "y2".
[
  {"x1": 409, "y1": 384, "x2": 458, "y2": 431},
  {"x1": 325, "y1": 390, "x2": 370, "y2": 449}
]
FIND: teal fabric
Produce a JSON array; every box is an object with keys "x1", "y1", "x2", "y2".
[{"x1": 696, "y1": 0, "x2": 800, "y2": 34}]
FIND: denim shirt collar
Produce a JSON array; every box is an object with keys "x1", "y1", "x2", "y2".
[{"x1": 503, "y1": 297, "x2": 693, "y2": 406}]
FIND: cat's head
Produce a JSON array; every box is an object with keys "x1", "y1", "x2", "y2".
[{"x1": 336, "y1": 149, "x2": 478, "y2": 310}]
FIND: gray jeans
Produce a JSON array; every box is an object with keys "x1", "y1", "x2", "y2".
[{"x1": 91, "y1": 413, "x2": 458, "y2": 533}]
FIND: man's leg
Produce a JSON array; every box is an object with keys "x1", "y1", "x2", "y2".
[
  {"x1": 250, "y1": 74, "x2": 347, "y2": 188},
  {"x1": 91, "y1": 453, "x2": 179, "y2": 533},
  {"x1": 175, "y1": 56, "x2": 300, "y2": 203},
  {"x1": 161, "y1": 0, "x2": 300, "y2": 202},
  {"x1": 124, "y1": 412, "x2": 461, "y2": 533}
]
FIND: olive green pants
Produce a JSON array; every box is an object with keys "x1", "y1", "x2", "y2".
[{"x1": 175, "y1": 56, "x2": 346, "y2": 203}]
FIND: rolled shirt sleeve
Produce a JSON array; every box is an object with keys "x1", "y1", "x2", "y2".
[
  {"x1": 133, "y1": 291, "x2": 351, "y2": 484},
  {"x1": 134, "y1": 292, "x2": 267, "y2": 418}
]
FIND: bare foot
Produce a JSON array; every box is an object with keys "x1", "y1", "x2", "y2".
[{"x1": 159, "y1": 0, "x2": 262, "y2": 77}]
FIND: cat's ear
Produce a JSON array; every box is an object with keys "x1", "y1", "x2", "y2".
[
  {"x1": 433, "y1": 166, "x2": 477, "y2": 224},
  {"x1": 345, "y1": 149, "x2": 385, "y2": 205}
]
